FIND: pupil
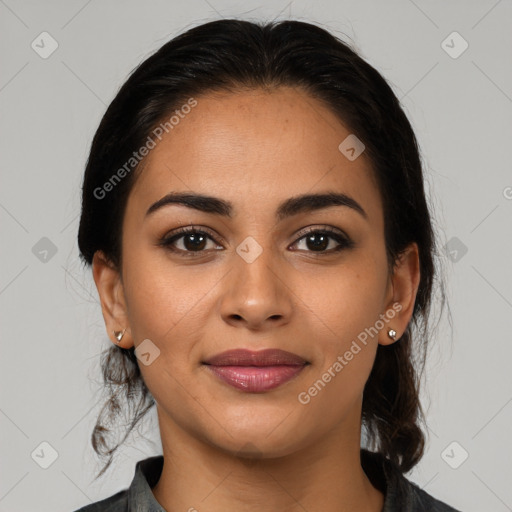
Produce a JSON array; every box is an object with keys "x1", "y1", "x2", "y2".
[
  {"x1": 185, "y1": 234, "x2": 206, "y2": 251},
  {"x1": 307, "y1": 234, "x2": 328, "y2": 251}
]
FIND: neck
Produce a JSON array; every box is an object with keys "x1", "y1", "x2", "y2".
[{"x1": 151, "y1": 406, "x2": 384, "y2": 512}]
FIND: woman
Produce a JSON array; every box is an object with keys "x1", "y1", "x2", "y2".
[{"x1": 75, "y1": 18, "x2": 460, "y2": 511}]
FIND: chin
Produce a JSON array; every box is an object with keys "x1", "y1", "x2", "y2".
[{"x1": 205, "y1": 419, "x2": 309, "y2": 460}]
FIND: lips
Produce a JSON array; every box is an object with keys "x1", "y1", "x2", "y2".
[
  {"x1": 202, "y1": 349, "x2": 309, "y2": 392},
  {"x1": 203, "y1": 348, "x2": 307, "y2": 366}
]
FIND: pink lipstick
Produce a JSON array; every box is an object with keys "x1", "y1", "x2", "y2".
[{"x1": 203, "y1": 349, "x2": 308, "y2": 392}]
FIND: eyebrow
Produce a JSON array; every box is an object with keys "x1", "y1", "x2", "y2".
[{"x1": 145, "y1": 191, "x2": 368, "y2": 221}]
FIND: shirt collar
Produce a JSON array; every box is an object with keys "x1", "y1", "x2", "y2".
[{"x1": 127, "y1": 455, "x2": 166, "y2": 511}]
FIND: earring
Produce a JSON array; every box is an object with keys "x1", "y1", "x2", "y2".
[
  {"x1": 113, "y1": 328, "x2": 126, "y2": 344},
  {"x1": 388, "y1": 329, "x2": 397, "y2": 341}
]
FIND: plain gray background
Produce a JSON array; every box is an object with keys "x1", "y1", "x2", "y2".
[{"x1": 1, "y1": 0, "x2": 511, "y2": 511}]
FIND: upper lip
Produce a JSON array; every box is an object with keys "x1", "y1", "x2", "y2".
[{"x1": 203, "y1": 349, "x2": 308, "y2": 366}]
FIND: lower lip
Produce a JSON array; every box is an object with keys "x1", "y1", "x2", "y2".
[{"x1": 204, "y1": 365, "x2": 307, "y2": 392}]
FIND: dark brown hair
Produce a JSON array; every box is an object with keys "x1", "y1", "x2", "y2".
[{"x1": 78, "y1": 18, "x2": 445, "y2": 479}]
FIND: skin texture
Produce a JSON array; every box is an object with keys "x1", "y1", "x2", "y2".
[{"x1": 92, "y1": 86, "x2": 420, "y2": 512}]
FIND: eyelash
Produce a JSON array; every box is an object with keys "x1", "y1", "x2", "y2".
[{"x1": 157, "y1": 225, "x2": 354, "y2": 257}]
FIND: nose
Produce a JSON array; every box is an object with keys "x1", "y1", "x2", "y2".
[{"x1": 219, "y1": 243, "x2": 293, "y2": 331}]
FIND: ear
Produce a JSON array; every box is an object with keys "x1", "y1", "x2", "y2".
[
  {"x1": 379, "y1": 242, "x2": 421, "y2": 346},
  {"x1": 92, "y1": 250, "x2": 133, "y2": 348}
]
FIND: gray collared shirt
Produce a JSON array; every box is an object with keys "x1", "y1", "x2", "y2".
[{"x1": 74, "y1": 449, "x2": 461, "y2": 511}]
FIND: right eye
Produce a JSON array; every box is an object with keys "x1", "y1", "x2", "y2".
[{"x1": 158, "y1": 226, "x2": 224, "y2": 256}]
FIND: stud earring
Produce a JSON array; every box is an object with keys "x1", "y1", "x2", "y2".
[
  {"x1": 113, "y1": 328, "x2": 126, "y2": 344},
  {"x1": 388, "y1": 329, "x2": 397, "y2": 341}
]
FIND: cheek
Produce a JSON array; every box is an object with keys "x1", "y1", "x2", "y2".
[
  {"x1": 121, "y1": 252, "x2": 228, "y2": 401},
  {"x1": 121, "y1": 259, "x2": 212, "y2": 406},
  {"x1": 300, "y1": 257, "x2": 387, "y2": 340},
  {"x1": 296, "y1": 256, "x2": 387, "y2": 395},
  {"x1": 296, "y1": 301, "x2": 381, "y2": 419},
  {"x1": 122, "y1": 251, "x2": 218, "y2": 341}
]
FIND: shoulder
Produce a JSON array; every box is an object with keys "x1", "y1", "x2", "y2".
[
  {"x1": 400, "y1": 476, "x2": 461, "y2": 511},
  {"x1": 361, "y1": 449, "x2": 461, "y2": 511},
  {"x1": 72, "y1": 455, "x2": 164, "y2": 511},
  {"x1": 73, "y1": 489, "x2": 128, "y2": 511},
  {"x1": 387, "y1": 464, "x2": 462, "y2": 511}
]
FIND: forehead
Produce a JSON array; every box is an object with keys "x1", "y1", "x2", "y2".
[{"x1": 128, "y1": 87, "x2": 382, "y2": 223}]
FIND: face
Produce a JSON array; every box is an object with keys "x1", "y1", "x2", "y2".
[{"x1": 94, "y1": 86, "x2": 419, "y2": 459}]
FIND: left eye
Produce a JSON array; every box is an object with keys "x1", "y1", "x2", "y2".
[{"x1": 291, "y1": 229, "x2": 353, "y2": 253}]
